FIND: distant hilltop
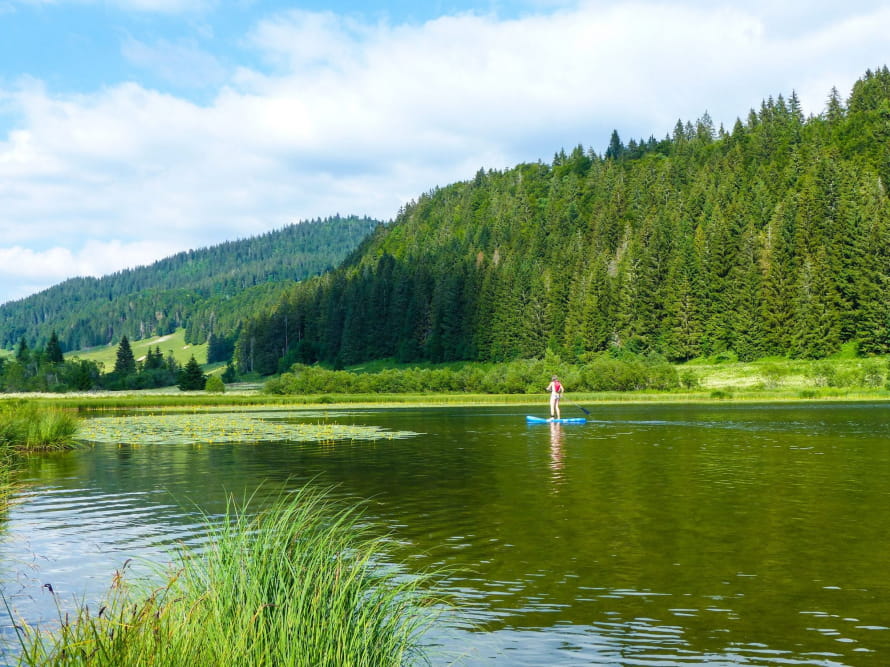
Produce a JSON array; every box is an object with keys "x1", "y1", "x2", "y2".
[{"x1": 0, "y1": 215, "x2": 381, "y2": 353}]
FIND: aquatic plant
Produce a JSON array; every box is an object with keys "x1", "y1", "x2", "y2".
[
  {"x1": 10, "y1": 487, "x2": 441, "y2": 666},
  {"x1": 0, "y1": 450, "x2": 15, "y2": 512},
  {"x1": 77, "y1": 411, "x2": 419, "y2": 446},
  {"x1": 0, "y1": 401, "x2": 79, "y2": 451}
]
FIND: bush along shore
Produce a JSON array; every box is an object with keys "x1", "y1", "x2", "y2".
[
  {"x1": 263, "y1": 351, "x2": 890, "y2": 399},
  {"x1": 3, "y1": 350, "x2": 890, "y2": 409},
  {"x1": 7, "y1": 488, "x2": 441, "y2": 666}
]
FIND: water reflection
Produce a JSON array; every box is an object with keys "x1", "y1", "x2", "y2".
[
  {"x1": 3, "y1": 404, "x2": 890, "y2": 665},
  {"x1": 548, "y1": 422, "x2": 564, "y2": 484}
]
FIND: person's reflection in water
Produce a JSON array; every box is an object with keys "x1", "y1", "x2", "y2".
[{"x1": 549, "y1": 421, "x2": 565, "y2": 485}]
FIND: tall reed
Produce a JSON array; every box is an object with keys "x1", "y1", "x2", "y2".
[
  {"x1": 0, "y1": 451, "x2": 14, "y2": 513},
  {"x1": 10, "y1": 487, "x2": 441, "y2": 666},
  {"x1": 0, "y1": 402, "x2": 79, "y2": 451}
]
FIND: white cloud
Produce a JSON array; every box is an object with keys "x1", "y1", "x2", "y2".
[
  {"x1": 1, "y1": 1, "x2": 889, "y2": 304},
  {"x1": 0, "y1": 240, "x2": 183, "y2": 303}
]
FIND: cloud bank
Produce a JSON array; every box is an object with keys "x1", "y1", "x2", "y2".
[{"x1": 1, "y1": 1, "x2": 888, "y2": 303}]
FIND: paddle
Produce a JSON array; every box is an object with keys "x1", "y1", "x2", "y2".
[{"x1": 564, "y1": 397, "x2": 590, "y2": 415}]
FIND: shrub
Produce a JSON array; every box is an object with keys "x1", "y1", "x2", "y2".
[
  {"x1": 679, "y1": 370, "x2": 700, "y2": 389},
  {"x1": 807, "y1": 362, "x2": 837, "y2": 387},
  {"x1": 861, "y1": 361, "x2": 884, "y2": 388},
  {"x1": 205, "y1": 375, "x2": 225, "y2": 393},
  {"x1": 581, "y1": 357, "x2": 647, "y2": 391},
  {"x1": 760, "y1": 364, "x2": 788, "y2": 389}
]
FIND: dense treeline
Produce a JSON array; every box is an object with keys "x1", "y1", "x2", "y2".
[
  {"x1": 0, "y1": 216, "x2": 379, "y2": 354},
  {"x1": 237, "y1": 68, "x2": 890, "y2": 375},
  {"x1": 0, "y1": 330, "x2": 232, "y2": 392}
]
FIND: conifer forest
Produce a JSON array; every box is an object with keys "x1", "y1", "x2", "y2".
[{"x1": 234, "y1": 69, "x2": 890, "y2": 375}]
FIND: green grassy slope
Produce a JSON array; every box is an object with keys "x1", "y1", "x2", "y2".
[{"x1": 70, "y1": 329, "x2": 207, "y2": 371}]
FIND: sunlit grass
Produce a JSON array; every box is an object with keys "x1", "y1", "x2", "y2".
[
  {"x1": 77, "y1": 411, "x2": 419, "y2": 446},
  {"x1": 0, "y1": 402, "x2": 80, "y2": 451},
  {"x1": 8, "y1": 487, "x2": 442, "y2": 666},
  {"x1": 0, "y1": 450, "x2": 15, "y2": 513},
  {"x1": 0, "y1": 402, "x2": 80, "y2": 512},
  {"x1": 66, "y1": 327, "x2": 208, "y2": 369}
]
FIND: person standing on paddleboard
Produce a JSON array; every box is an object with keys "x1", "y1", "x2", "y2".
[{"x1": 546, "y1": 375, "x2": 564, "y2": 419}]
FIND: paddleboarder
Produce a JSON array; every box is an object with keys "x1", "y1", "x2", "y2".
[{"x1": 546, "y1": 375, "x2": 564, "y2": 420}]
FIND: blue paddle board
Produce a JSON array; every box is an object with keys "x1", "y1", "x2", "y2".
[{"x1": 526, "y1": 415, "x2": 586, "y2": 424}]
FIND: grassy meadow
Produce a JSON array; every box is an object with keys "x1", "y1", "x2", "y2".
[{"x1": 68, "y1": 329, "x2": 208, "y2": 371}]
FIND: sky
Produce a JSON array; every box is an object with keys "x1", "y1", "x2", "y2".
[{"x1": 0, "y1": 1, "x2": 888, "y2": 305}]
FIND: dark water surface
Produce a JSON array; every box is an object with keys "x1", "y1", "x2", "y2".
[{"x1": 2, "y1": 403, "x2": 890, "y2": 665}]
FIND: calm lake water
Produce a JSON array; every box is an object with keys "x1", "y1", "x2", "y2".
[{"x1": 2, "y1": 403, "x2": 890, "y2": 665}]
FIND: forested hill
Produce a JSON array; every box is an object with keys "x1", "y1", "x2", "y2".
[
  {"x1": 0, "y1": 215, "x2": 380, "y2": 352},
  {"x1": 236, "y1": 67, "x2": 890, "y2": 375}
]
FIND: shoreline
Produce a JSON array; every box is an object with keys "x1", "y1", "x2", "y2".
[{"x1": 1, "y1": 387, "x2": 889, "y2": 411}]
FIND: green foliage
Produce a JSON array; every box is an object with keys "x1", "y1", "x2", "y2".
[
  {"x1": 0, "y1": 216, "x2": 379, "y2": 353},
  {"x1": 45, "y1": 331, "x2": 64, "y2": 364},
  {"x1": 72, "y1": 329, "x2": 198, "y2": 371},
  {"x1": 239, "y1": 69, "x2": 890, "y2": 373},
  {"x1": 113, "y1": 335, "x2": 137, "y2": 377},
  {"x1": 265, "y1": 353, "x2": 678, "y2": 395},
  {"x1": 11, "y1": 487, "x2": 440, "y2": 666},
  {"x1": 679, "y1": 370, "x2": 700, "y2": 389},
  {"x1": 760, "y1": 364, "x2": 788, "y2": 389},
  {"x1": 206, "y1": 333, "x2": 236, "y2": 364},
  {"x1": 221, "y1": 362, "x2": 237, "y2": 383},
  {"x1": 178, "y1": 356, "x2": 207, "y2": 391},
  {"x1": 205, "y1": 375, "x2": 225, "y2": 393},
  {"x1": 0, "y1": 345, "x2": 105, "y2": 393},
  {"x1": 0, "y1": 401, "x2": 79, "y2": 450}
]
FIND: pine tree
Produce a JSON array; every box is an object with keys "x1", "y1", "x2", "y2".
[
  {"x1": 113, "y1": 335, "x2": 137, "y2": 376},
  {"x1": 15, "y1": 337, "x2": 29, "y2": 363},
  {"x1": 760, "y1": 204, "x2": 796, "y2": 355},
  {"x1": 605, "y1": 130, "x2": 624, "y2": 161},
  {"x1": 46, "y1": 331, "x2": 64, "y2": 364},
  {"x1": 178, "y1": 355, "x2": 206, "y2": 391},
  {"x1": 791, "y1": 251, "x2": 843, "y2": 358}
]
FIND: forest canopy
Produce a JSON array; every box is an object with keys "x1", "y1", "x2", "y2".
[
  {"x1": 0, "y1": 215, "x2": 380, "y2": 354},
  {"x1": 235, "y1": 67, "x2": 890, "y2": 375}
]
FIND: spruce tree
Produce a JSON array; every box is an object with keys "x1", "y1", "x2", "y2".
[
  {"x1": 46, "y1": 331, "x2": 64, "y2": 364},
  {"x1": 178, "y1": 355, "x2": 206, "y2": 391},
  {"x1": 15, "y1": 337, "x2": 29, "y2": 363},
  {"x1": 113, "y1": 336, "x2": 137, "y2": 376}
]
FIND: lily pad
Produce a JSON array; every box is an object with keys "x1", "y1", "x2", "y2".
[{"x1": 77, "y1": 412, "x2": 418, "y2": 446}]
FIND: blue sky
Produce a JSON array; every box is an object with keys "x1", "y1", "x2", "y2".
[{"x1": 1, "y1": 0, "x2": 888, "y2": 304}]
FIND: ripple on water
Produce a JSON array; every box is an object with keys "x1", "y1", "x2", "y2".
[{"x1": 1, "y1": 485, "x2": 210, "y2": 627}]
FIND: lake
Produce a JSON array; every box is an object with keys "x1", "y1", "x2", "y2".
[{"x1": 2, "y1": 403, "x2": 890, "y2": 665}]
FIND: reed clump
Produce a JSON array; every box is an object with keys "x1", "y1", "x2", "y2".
[
  {"x1": 10, "y1": 488, "x2": 440, "y2": 666},
  {"x1": 0, "y1": 401, "x2": 80, "y2": 452},
  {"x1": 0, "y1": 450, "x2": 14, "y2": 512}
]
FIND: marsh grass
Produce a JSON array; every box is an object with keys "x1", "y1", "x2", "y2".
[
  {"x1": 0, "y1": 402, "x2": 79, "y2": 451},
  {"x1": 0, "y1": 450, "x2": 15, "y2": 512},
  {"x1": 9, "y1": 488, "x2": 442, "y2": 666}
]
